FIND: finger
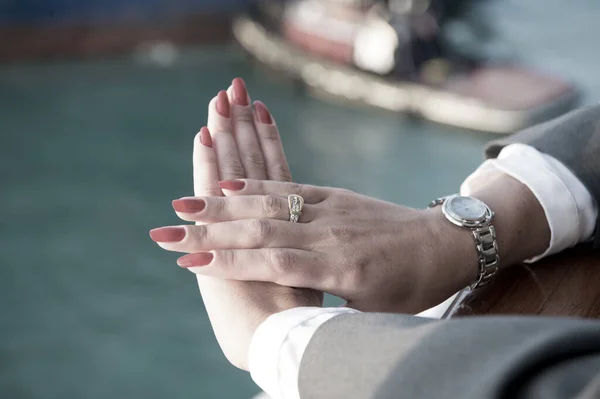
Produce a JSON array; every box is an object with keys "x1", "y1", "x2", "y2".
[
  {"x1": 229, "y1": 78, "x2": 268, "y2": 180},
  {"x1": 149, "y1": 219, "x2": 311, "y2": 253},
  {"x1": 193, "y1": 126, "x2": 222, "y2": 197},
  {"x1": 177, "y1": 248, "x2": 328, "y2": 289},
  {"x1": 218, "y1": 179, "x2": 329, "y2": 204},
  {"x1": 253, "y1": 101, "x2": 292, "y2": 182},
  {"x1": 208, "y1": 91, "x2": 246, "y2": 180},
  {"x1": 172, "y1": 195, "x2": 317, "y2": 223}
]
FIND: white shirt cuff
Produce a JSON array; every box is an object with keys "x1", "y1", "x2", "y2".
[
  {"x1": 461, "y1": 143, "x2": 597, "y2": 262},
  {"x1": 249, "y1": 307, "x2": 359, "y2": 399}
]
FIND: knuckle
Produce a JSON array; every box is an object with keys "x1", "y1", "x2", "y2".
[
  {"x1": 244, "y1": 152, "x2": 266, "y2": 170},
  {"x1": 342, "y1": 261, "x2": 367, "y2": 292},
  {"x1": 220, "y1": 249, "x2": 235, "y2": 266},
  {"x1": 260, "y1": 195, "x2": 283, "y2": 217},
  {"x1": 234, "y1": 109, "x2": 254, "y2": 123},
  {"x1": 327, "y1": 225, "x2": 356, "y2": 244},
  {"x1": 261, "y1": 127, "x2": 281, "y2": 142},
  {"x1": 269, "y1": 249, "x2": 297, "y2": 277},
  {"x1": 248, "y1": 219, "x2": 274, "y2": 242},
  {"x1": 333, "y1": 189, "x2": 354, "y2": 202},
  {"x1": 274, "y1": 164, "x2": 292, "y2": 181},
  {"x1": 223, "y1": 160, "x2": 245, "y2": 177},
  {"x1": 211, "y1": 197, "x2": 226, "y2": 216},
  {"x1": 324, "y1": 189, "x2": 355, "y2": 208},
  {"x1": 192, "y1": 225, "x2": 208, "y2": 242},
  {"x1": 287, "y1": 182, "x2": 302, "y2": 195},
  {"x1": 256, "y1": 179, "x2": 265, "y2": 193}
]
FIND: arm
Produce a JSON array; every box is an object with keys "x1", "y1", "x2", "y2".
[
  {"x1": 485, "y1": 104, "x2": 600, "y2": 248},
  {"x1": 159, "y1": 106, "x2": 599, "y2": 314},
  {"x1": 299, "y1": 312, "x2": 600, "y2": 399},
  {"x1": 296, "y1": 105, "x2": 600, "y2": 398}
]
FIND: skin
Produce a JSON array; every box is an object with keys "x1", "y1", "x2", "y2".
[
  {"x1": 177, "y1": 79, "x2": 321, "y2": 370},
  {"x1": 150, "y1": 77, "x2": 551, "y2": 369}
]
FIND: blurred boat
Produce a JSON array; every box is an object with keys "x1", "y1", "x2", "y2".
[{"x1": 233, "y1": 0, "x2": 579, "y2": 133}]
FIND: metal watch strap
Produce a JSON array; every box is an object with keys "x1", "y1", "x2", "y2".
[
  {"x1": 470, "y1": 225, "x2": 499, "y2": 290},
  {"x1": 429, "y1": 196, "x2": 500, "y2": 290}
]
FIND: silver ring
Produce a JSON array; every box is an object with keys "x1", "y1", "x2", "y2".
[{"x1": 288, "y1": 194, "x2": 304, "y2": 223}]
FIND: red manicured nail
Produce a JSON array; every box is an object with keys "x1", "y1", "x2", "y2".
[
  {"x1": 149, "y1": 227, "x2": 186, "y2": 242},
  {"x1": 199, "y1": 126, "x2": 212, "y2": 148},
  {"x1": 177, "y1": 252, "x2": 214, "y2": 268},
  {"x1": 216, "y1": 90, "x2": 230, "y2": 117},
  {"x1": 232, "y1": 77, "x2": 249, "y2": 106},
  {"x1": 172, "y1": 198, "x2": 206, "y2": 213},
  {"x1": 218, "y1": 180, "x2": 245, "y2": 191},
  {"x1": 254, "y1": 101, "x2": 272, "y2": 124}
]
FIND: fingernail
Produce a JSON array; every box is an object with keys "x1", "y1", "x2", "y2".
[
  {"x1": 172, "y1": 198, "x2": 206, "y2": 213},
  {"x1": 177, "y1": 252, "x2": 214, "y2": 268},
  {"x1": 199, "y1": 126, "x2": 212, "y2": 148},
  {"x1": 218, "y1": 180, "x2": 245, "y2": 191},
  {"x1": 216, "y1": 90, "x2": 230, "y2": 117},
  {"x1": 232, "y1": 77, "x2": 249, "y2": 106},
  {"x1": 149, "y1": 227, "x2": 186, "y2": 242},
  {"x1": 254, "y1": 101, "x2": 273, "y2": 124}
]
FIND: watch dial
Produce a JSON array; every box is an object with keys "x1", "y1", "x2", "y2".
[{"x1": 449, "y1": 196, "x2": 487, "y2": 221}]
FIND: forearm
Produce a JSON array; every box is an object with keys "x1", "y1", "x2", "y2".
[{"x1": 298, "y1": 312, "x2": 600, "y2": 399}]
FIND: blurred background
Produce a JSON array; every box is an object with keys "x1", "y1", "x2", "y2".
[{"x1": 1, "y1": 1, "x2": 599, "y2": 398}]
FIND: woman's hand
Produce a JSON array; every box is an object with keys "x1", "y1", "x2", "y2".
[
  {"x1": 154, "y1": 178, "x2": 484, "y2": 313},
  {"x1": 153, "y1": 79, "x2": 322, "y2": 370},
  {"x1": 155, "y1": 172, "x2": 551, "y2": 315}
]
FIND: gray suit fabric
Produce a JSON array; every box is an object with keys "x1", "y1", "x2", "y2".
[
  {"x1": 298, "y1": 105, "x2": 600, "y2": 398},
  {"x1": 486, "y1": 104, "x2": 600, "y2": 248}
]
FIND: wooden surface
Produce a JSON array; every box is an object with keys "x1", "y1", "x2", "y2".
[{"x1": 449, "y1": 245, "x2": 600, "y2": 319}]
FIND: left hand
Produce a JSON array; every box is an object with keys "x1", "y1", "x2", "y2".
[
  {"x1": 154, "y1": 178, "x2": 479, "y2": 313},
  {"x1": 153, "y1": 79, "x2": 322, "y2": 370}
]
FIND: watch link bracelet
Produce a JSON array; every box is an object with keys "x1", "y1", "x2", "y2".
[{"x1": 429, "y1": 195, "x2": 500, "y2": 290}]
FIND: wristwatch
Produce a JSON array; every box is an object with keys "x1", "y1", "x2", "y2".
[{"x1": 429, "y1": 195, "x2": 500, "y2": 290}]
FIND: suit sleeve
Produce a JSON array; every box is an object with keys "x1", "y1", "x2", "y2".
[
  {"x1": 485, "y1": 104, "x2": 600, "y2": 248},
  {"x1": 298, "y1": 313, "x2": 600, "y2": 399}
]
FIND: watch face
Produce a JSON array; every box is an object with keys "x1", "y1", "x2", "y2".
[{"x1": 447, "y1": 196, "x2": 487, "y2": 221}]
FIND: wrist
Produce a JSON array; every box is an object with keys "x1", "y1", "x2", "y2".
[
  {"x1": 468, "y1": 172, "x2": 550, "y2": 267},
  {"x1": 417, "y1": 207, "x2": 479, "y2": 306},
  {"x1": 419, "y1": 172, "x2": 550, "y2": 304}
]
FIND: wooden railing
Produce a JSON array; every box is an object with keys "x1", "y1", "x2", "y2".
[{"x1": 448, "y1": 245, "x2": 600, "y2": 318}]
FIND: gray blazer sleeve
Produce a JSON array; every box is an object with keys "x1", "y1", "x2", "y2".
[
  {"x1": 298, "y1": 314, "x2": 600, "y2": 399},
  {"x1": 484, "y1": 104, "x2": 600, "y2": 248}
]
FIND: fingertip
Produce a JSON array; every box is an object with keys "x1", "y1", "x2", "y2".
[
  {"x1": 232, "y1": 77, "x2": 250, "y2": 106},
  {"x1": 149, "y1": 226, "x2": 186, "y2": 243},
  {"x1": 253, "y1": 100, "x2": 273, "y2": 125},
  {"x1": 216, "y1": 90, "x2": 230, "y2": 118},
  {"x1": 177, "y1": 252, "x2": 214, "y2": 268},
  {"x1": 172, "y1": 198, "x2": 206, "y2": 213},
  {"x1": 199, "y1": 126, "x2": 212, "y2": 148}
]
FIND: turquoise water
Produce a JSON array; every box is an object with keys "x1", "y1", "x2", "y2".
[{"x1": 1, "y1": 2, "x2": 599, "y2": 398}]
